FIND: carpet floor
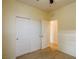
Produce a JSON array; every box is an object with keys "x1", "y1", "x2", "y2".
[{"x1": 16, "y1": 47, "x2": 76, "y2": 59}]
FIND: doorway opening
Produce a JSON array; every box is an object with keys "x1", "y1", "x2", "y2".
[{"x1": 50, "y1": 20, "x2": 58, "y2": 50}]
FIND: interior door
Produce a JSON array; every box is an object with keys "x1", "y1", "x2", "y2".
[
  {"x1": 41, "y1": 20, "x2": 50, "y2": 49},
  {"x1": 16, "y1": 17, "x2": 41, "y2": 57}
]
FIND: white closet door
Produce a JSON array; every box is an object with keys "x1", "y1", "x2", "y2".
[
  {"x1": 29, "y1": 20, "x2": 41, "y2": 52},
  {"x1": 16, "y1": 17, "x2": 41, "y2": 57},
  {"x1": 41, "y1": 20, "x2": 50, "y2": 49}
]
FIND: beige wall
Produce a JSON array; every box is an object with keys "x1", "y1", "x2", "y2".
[
  {"x1": 49, "y1": 2, "x2": 76, "y2": 31},
  {"x1": 16, "y1": 1, "x2": 49, "y2": 21},
  {"x1": 3, "y1": 0, "x2": 16, "y2": 59}
]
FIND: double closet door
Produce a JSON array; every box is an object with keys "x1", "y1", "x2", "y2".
[{"x1": 16, "y1": 17, "x2": 41, "y2": 57}]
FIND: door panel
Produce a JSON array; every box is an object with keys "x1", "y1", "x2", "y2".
[
  {"x1": 16, "y1": 17, "x2": 41, "y2": 57},
  {"x1": 41, "y1": 20, "x2": 50, "y2": 49},
  {"x1": 29, "y1": 20, "x2": 41, "y2": 52},
  {"x1": 16, "y1": 18, "x2": 31, "y2": 57}
]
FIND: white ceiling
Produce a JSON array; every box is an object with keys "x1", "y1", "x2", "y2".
[{"x1": 17, "y1": 0, "x2": 76, "y2": 12}]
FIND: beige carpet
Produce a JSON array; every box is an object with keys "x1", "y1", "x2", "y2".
[{"x1": 16, "y1": 48, "x2": 76, "y2": 59}]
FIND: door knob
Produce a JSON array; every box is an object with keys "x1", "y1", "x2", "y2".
[{"x1": 16, "y1": 38, "x2": 18, "y2": 40}]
